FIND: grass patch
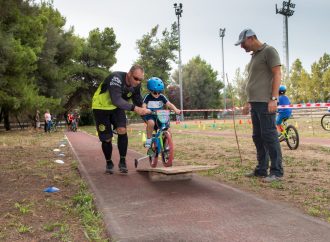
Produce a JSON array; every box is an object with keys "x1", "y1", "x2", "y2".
[
  {"x1": 17, "y1": 223, "x2": 32, "y2": 234},
  {"x1": 14, "y1": 200, "x2": 33, "y2": 215},
  {"x1": 72, "y1": 182, "x2": 108, "y2": 242},
  {"x1": 0, "y1": 130, "x2": 109, "y2": 241}
]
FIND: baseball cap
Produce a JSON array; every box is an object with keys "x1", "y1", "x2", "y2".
[{"x1": 234, "y1": 28, "x2": 256, "y2": 46}]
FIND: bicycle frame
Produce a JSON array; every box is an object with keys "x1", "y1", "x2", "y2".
[
  {"x1": 150, "y1": 110, "x2": 170, "y2": 154},
  {"x1": 135, "y1": 110, "x2": 174, "y2": 168}
]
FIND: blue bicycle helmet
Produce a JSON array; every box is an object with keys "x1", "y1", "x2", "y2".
[
  {"x1": 147, "y1": 77, "x2": 164, "y2": 92},
  {"x1": 279, "y1": 85, "x2": 287, "y2": 94}
]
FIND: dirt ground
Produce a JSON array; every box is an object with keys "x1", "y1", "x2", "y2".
[
  {"x1": 1, "y1": 120, "x2": 329, "y2": 240},
  {"x1": 125, "y1": 120, "x2": 330, "y2": 223},
  {"x1": 0, "y1": 129, "x2": 108, "y2": 241}
]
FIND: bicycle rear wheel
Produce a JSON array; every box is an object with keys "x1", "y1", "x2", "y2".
[
  {"x1": 321, "y1": 114, "x2": 330, "y2": 131},
  {"x1": 285, "y1": 125, "x2": 299, "y2": 150},
  {"x1": 148, "y1": 141, "x2": 158, "y2": 168},
  {"x1": 161, "y1": 131, "x2": 174, "y2": 167}
]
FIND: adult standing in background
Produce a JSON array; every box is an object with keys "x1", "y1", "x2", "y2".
[
  {"x1": 35, "y1": 110, "x2": 40, "y2": 130},
  {"x1": 92, "y1": 64, "x2": 151, "y2": 174},
  {"x1": 235, "y1": 28, "x2": 283, "y2": 182},
  {"x1": 44, "y1": 109, "x2": 51, "y2": 132}
]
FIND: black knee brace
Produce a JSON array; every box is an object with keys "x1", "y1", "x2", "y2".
[
  {"x1": 117, "y1": 133, "x2": 128, "y2": 158},
  {"x1": 101, "y1": 140, "x2": 112, "y2": 161}
]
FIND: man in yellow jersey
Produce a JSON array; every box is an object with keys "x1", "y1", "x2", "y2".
[{"x1": 92, "y1": 64, "x2": 151, "y2": 173}]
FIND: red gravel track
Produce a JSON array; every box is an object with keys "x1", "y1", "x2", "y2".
[{"x1": 66, "y1": 131, "x2": 330, "y2": 242}]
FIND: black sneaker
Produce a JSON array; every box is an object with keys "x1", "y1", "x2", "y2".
[
  {"x1": 106, "y1": 160, "x2": 114, "y2": 174},
  {"x1": 118, "y1": 160, "x2": 128, "y2": 173}
]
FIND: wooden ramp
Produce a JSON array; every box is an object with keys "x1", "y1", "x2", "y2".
[{"x1": 136, "y1": 165, "x2": 218, "y2": 181}]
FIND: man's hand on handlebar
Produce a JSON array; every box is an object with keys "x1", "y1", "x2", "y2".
[
  {"x1": 134, "y1": 106, "x2": 151, "y2": 116},
  {"x1": 173, "y1": 108, "x2": 181, "y2": 115}
]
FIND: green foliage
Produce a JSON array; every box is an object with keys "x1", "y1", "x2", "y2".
[
  {"x1": 79, "y1": 109, "x2": 95, "y2": 126},
  {"x1": 0, "y1": 0, "x2": 62, "y2": 128},
  {"x1": 62, "y1": 27, "x2": 120, "y2": 111},
  {"x1": 14, "y1": 201, "x2": 33, "y2": 214},
  {"x1": 289, "y1": 54, "x2": 330, "y2": 103},
  {"x1": 310, "y1": 53, "x2": 330, "y2": 102},
  {"x1": 288, "y1": 59, "x2": 311, "y2": 103},
  {"x1": 175, "y1": 56, "x2": 222, "y2": 112},
  {"x1": 0, "y1": 1, "x2": 120, "y2": 128},
  {"x1": 231, "y1": 67, "x2": 248, "y2": 107},
  {"x1": 136, "y1": 24, "x2": 179, "y2": 88}
]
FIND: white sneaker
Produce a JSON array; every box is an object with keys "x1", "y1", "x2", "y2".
[{"x1": 145, "y1": 139, "x2": 152, "y2": 148}]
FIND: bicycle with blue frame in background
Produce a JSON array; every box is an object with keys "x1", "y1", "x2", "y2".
[
  {"x1": 49, "y1": 117, "x2": 58, "y2": 132},
  {"x1": 70, "y1": 119, "x2": 77, "y2": 132},
  {"x1": 135, "y1": 110, "x2": 174, "y2": 168}
]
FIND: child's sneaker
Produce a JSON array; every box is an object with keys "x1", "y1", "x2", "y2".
[{"x1": 145, "y1": 138, "x2": 152, "y2": 148}]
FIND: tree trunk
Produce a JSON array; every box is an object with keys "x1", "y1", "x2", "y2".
[
  {"x1": 0, "y1": 107, "x2": 3, "y2": 123},
  {"x1": 203, "y1": 111, "x2": 208, "y2": 119},
  {"x1": 3, "y1": 108, "x2": 11, "y2": 130}
]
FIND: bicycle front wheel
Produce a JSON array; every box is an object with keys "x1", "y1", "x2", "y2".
[
  {"x1": 161, "y1": 131, "x2": 174, "y2": 167},
  {"x1": 321, "y1": 114, "x2": 330, "y2": 131},
  {"x1": 285, "y1": 125, "x2": 299, "y2": 150}
]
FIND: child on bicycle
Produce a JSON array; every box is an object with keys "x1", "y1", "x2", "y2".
[
  {"x1": 142, "y1": 77, "x2": 181, "y2": 148},
  {"x1": 277, "y1": 85, "x2": 292, "y2": 135}
]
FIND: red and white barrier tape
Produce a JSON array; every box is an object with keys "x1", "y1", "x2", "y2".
[
  {"x1": 181, "y1": 103, "x2": 330, "y2": 112},
  {"x1": 277, "y1": 103, "x2": 330, "y2": 109}
]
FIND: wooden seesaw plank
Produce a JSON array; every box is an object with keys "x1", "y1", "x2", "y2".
[{"x1": 136, "y1": 165, "x2": 218, "y2": 182}]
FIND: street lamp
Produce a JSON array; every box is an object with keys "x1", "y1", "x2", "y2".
[
  {"x1": 174, "y1": 3, "x2": 184, "y2": 120},
  {"x1": 276, "y1": 0, "x2": 296, "y2": 82},
  {"x1": 219, "y1": 28, "x2": 226, "y2": 110}
]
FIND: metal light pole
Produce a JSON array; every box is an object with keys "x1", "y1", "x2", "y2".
[
  {"x1": 219, "y1": 28, "x2": 226, "y2": 110},
  {"x1": 174, "y1": 3, "x2": 184, "y2": 120},
  {"x1": 276, "y1": 0, "x2": 295, "y2": 82}
]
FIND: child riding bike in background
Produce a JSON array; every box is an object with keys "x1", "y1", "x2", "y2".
[
  {"x1": 142, "y1": 77, "x2": 181, "y2": 148},
  {"x1": 277, "y1": 85, "x2": 292, "y2": 138}
]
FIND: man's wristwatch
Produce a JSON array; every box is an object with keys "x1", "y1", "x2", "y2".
[{"x1": 271, "y1": 96, "x2": 278, "y2": 101}]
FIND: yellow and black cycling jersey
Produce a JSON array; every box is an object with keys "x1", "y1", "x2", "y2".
[{"x1": 92, "y1": 71, "x2": 143, "y2": 111}]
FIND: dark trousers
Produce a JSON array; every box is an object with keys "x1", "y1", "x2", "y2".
[{"x1": 250, "y1": 102, "x2": 283, "y2": 177}]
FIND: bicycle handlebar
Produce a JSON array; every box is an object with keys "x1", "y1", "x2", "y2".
[{"x1": 150, "y1": 110, "x2": 176, "y2": 115}]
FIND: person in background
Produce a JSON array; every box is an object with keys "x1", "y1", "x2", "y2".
[
  {"x1": 235, "y1": 28, "x2": 283, "y2": 182},
  {"x1": 92, "y1": 64, "x2": 151, "y2": 174},
  {"x1": 44, "y1": 110, "x2": 51, "y2": 132},
  {"x1": 35, "y1": 110, "x2": 40, "y2": 130},
  {"x1": 64, "y1": 111, "x2": 70, "y2": 131},
  {"x1": 73, "y1": 111, "x2": 80, "y2": 129},
  {"x1": 276, "y1": 85, "x2": 292, "y2": 140},
  {"x1": 142, "y1": 77, "x2": 180, "y2": 148}
]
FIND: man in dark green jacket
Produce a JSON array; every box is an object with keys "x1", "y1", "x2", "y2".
[
  {"x1": 92, "y1": 64, "x2": 150, "y2": 173},
  {"x1": 235, "y1": 28, "x2": 283, "y2": 182}
]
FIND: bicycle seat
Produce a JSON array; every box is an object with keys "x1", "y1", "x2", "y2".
[{"x1": 282, "y1": 115, "x2": 294, "y2": 122}]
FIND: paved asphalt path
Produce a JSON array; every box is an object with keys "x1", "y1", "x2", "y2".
[{"x1": 66, "y1": 131, "x2": 330, "y2": 242}]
